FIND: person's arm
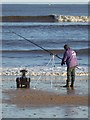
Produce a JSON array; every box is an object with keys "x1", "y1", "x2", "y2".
[{"x1": 61, "y1": 51, "x2": 67, "y2": 66}]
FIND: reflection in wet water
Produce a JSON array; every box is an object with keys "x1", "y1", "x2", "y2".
[
  {"x1": 2, "y1": 104, "x2": 88, "y2": 118},
  {"x1": 66, "y1": 87, "x2": 75, "y2": 95},
  {"x1": 2, "y1": 75, "x2": 88, "y2": 118}
]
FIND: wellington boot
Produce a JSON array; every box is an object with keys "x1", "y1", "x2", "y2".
[
  {"x1": 70, "y1": 82, "x2": 74, "y2": 88},
  {"x1": 63, "y1": 85, "x2": 68, "y2": 87},
  {"x1": 63, "y1": 84, "x2": 70, "y2": 88},
  {"x1": 63, "y1": 80, "x2": 70, "y2": 87},
  {"x1": 70, "y1": 84, "x2": 74, "y2": 88}
]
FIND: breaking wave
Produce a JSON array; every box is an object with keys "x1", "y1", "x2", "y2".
[
  {"x1": 1, "y1": 14, "x2": 89, "y2": 22},
  {"x1": 0, "y1": 66, "x2": 89, "y2": 76}
]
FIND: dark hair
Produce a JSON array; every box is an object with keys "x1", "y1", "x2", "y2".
[{"x1": 64, "y1": 44, "x2": 69, "y2": 50}]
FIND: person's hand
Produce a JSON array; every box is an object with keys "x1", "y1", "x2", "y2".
[
  {"x1": 61, "y1": 62, "x2": 65, "y2": 66},
  {"x1": 61, "y1": 62, "x2": 63, "y2": 66}
]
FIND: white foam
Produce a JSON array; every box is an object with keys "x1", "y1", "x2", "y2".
[
  {"x1": 55, "y1": 15, "x2": 89, "y2": 22},
  {"x1": 1, "y1": 66, "x2": 89, "y2": 76}
]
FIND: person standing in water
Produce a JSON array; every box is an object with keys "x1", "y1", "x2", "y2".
[{"x1": 61, "y1": 44, "x2": 78, "y2": 88}]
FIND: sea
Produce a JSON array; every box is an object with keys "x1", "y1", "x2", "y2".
[
  {"x1": 0, "y1": 4, "x2": 89, "y2": 76},
  {"x1": 1, "y1": 4, "x2": 89, "y2": 118}
]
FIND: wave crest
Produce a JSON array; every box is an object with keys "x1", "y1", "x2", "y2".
[
  {"x1": 1, "y1": 15, "x2": 89, "y2": 22},
  {"x1": 1, "y1": 66, "x2": 89, "y2": 76}
]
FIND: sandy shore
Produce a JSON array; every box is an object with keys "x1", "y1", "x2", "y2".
[
  {"x1": 2, "y1": 75, "x2": 88, "y2": 118},
  {"x1": 2, "y1": 88, "x2": 88, "y2": 108}
]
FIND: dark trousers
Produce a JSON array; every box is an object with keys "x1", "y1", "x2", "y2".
[{"x1": 67, "y1": 67, "x2": 75, "y2": 86}]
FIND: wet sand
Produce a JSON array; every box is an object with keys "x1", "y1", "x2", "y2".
[
  {"x1": 2, "y1": 88, "x2": 88, "y2": 108},
  {"x1": 2, "y1": 75, "x2": 89, "y2": 118}
]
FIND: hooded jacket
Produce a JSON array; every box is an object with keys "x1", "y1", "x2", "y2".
[{"x1": 62, "y1": 48, "x2": 78, "y2": 68}]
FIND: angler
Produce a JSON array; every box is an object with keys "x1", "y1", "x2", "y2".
[
  {"x1": 10, "y1": 32, "x2": 81, "y2": 89},
  {"x1": 61, "y1": 44, "x2": 78, "y2": 88}
]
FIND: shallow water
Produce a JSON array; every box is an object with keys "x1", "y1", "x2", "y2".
[
  {"x1": 1, "y1": 75, "x2": 88, "y2": 118},
  {"x1": 2, "y1": 75, "x2": 88, "y2": 95},
  {"x1": 2, "y1": 104, "x2": 88, "y2": 118}
]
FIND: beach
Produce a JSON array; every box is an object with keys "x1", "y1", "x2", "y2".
[
  {"x1": 1, "y1": 3, "x2": 89, "y2": 119},
  {"x1": 3, "y1": 88, "x2": 88, "y2": 107},
  {"x1": 2, "y1": 74, "x2": 89, "y2": 118}
]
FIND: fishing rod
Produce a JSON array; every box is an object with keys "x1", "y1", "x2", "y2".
[
  {"x1": 4, "y1": 31, "x2": 86, "y2": 73},
  {"x1": 11, "y1": 31, "x2": 62, "y2": 60}
]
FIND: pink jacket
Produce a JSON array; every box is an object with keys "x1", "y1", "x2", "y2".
[{"x1": 62, "y1": 48, "x2": 78, "y2": 68}]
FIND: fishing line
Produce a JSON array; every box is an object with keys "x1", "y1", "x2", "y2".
[
  {"x1": 3, "y1": 31, "x2": 63, "y2": 89},
  {"x1": 33, "y1": 54, "x2": 56, "y2": 89},
  {"x1": 2, "y1": 31, "x2": 88, "y2": 90},
  {"x1": 76, "y1": 66, "x2": 87, "y2": 75},
  {"x1": 3, "y1": 31, "x2": 87, "y2": 74}
]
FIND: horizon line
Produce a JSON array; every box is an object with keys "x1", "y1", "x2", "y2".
[{"x1": 0, "y1": 2, "x2": 89, "y2": 4}]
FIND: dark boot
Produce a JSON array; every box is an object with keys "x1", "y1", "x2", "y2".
[
  {"x1": 63, "y1": 80, "x2": 70, "y2": 87},
  {"x1": 70, "y1": 80, "x2": 74, "y2": 87},
  {"x1": 63, "y1": 85, "x2": 68, "y2": 87},
  {"x1": 70, "y1": 83, "x2": 74, "y2": 88}
]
